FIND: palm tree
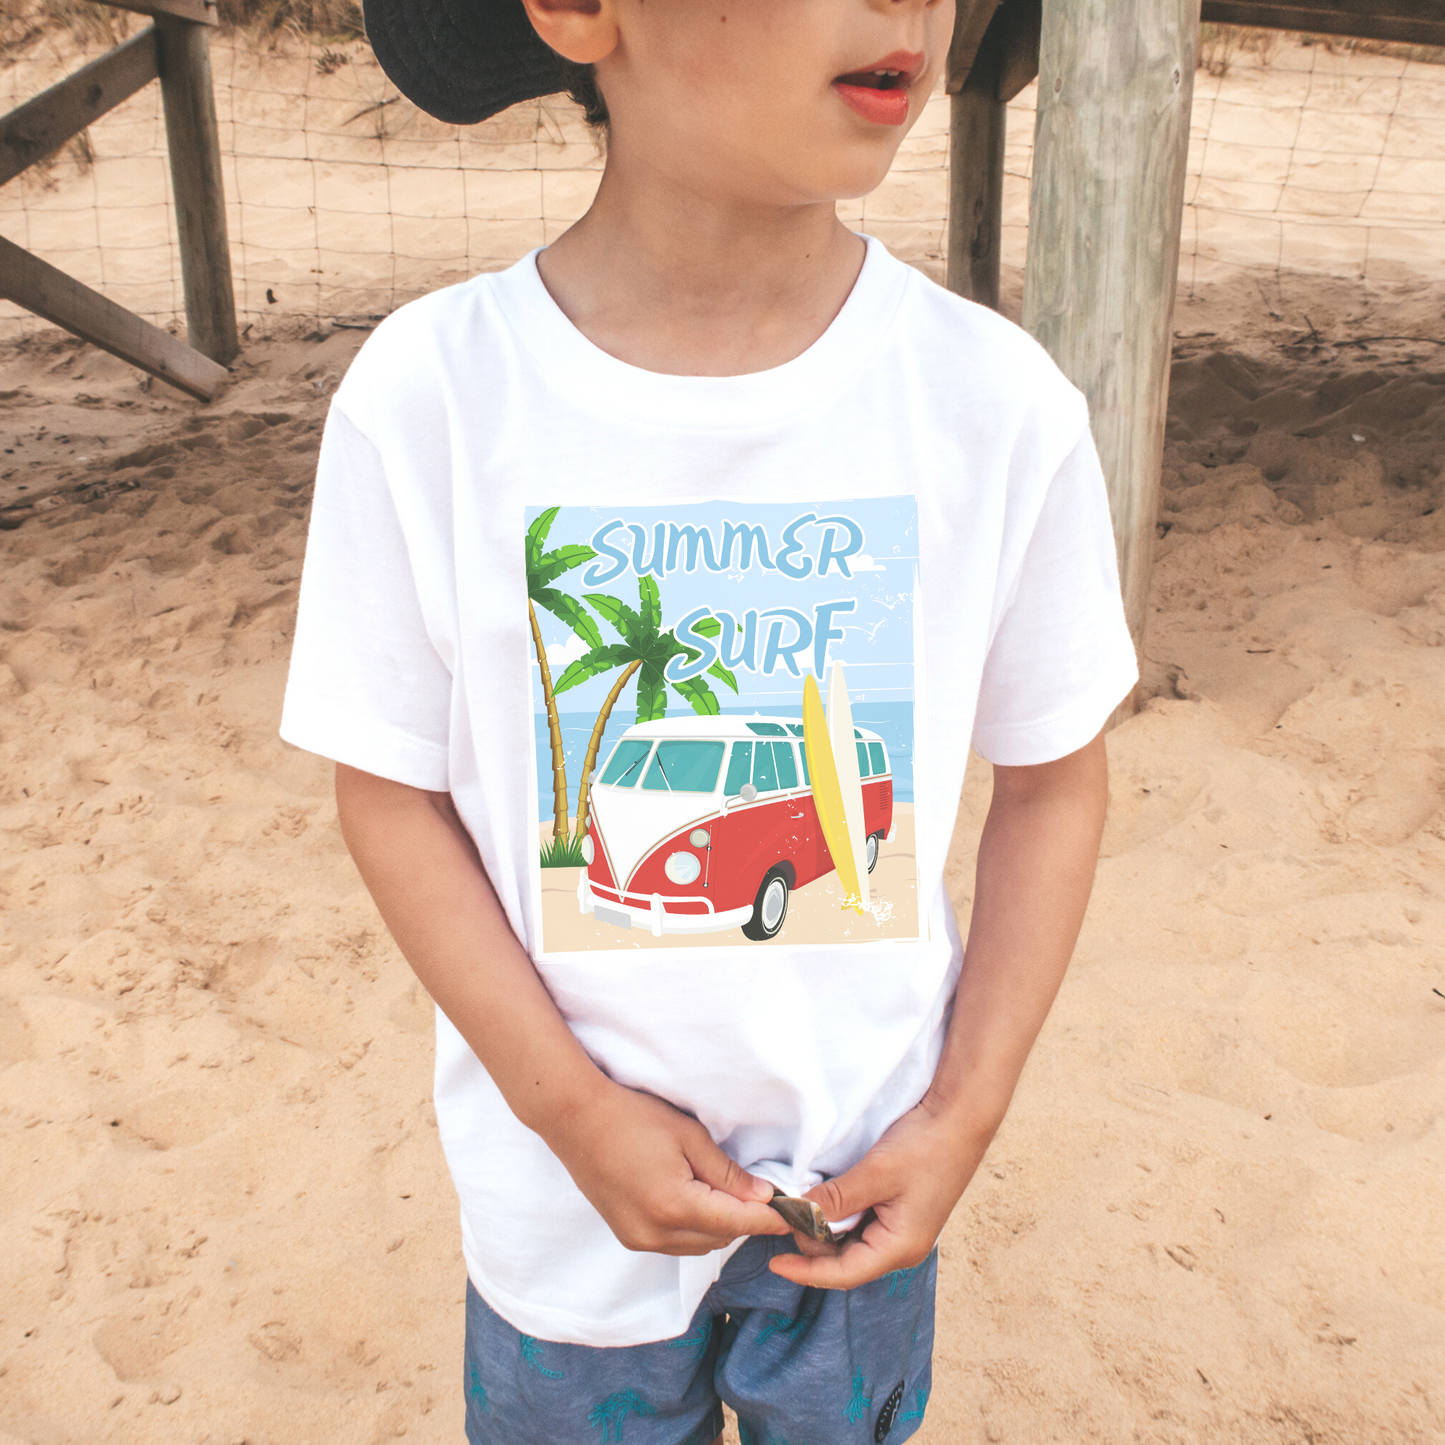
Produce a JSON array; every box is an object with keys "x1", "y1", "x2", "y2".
[
  {"x1": 555, "y1": 575, "x2": 737, "y2": 841},
  {"x1": 526, "y1": 508, "x2": 601, "y2": 842}
]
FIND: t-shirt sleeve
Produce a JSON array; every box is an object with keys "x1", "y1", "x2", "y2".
[
  {"x1": 279, "y1": 404, "x2": 453, "y2": 790},
  {"x1": 970, "y1": 426, "x2": 1139, "y2": 767}
]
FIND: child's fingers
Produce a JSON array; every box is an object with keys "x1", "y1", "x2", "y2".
[
  {"x1": 803, "y1": 1152, "x2": 895, "y2": 1226},
  {"x1": 678, "y1": 1179, "x2": 792, "y2": 1241},
  {"x1": 766, "y1": 1231, "x2": 896, "y2": 1290},
  {"x1": 680, "y1": 1136, "x2": 792, "y2": 1239},
  {"x1": 677, "y1": 1122, "x2": 789, "y2": 1234},
  {"x1": 607, "y1": 1187, "x2": 784, "y2": 1255},
  {"x1": 767, "y1": 1221, "x2": 930, "y2": 1291},
  {"x1": 682, "y1": 1128, "x2": 777, "y2": 1204}
]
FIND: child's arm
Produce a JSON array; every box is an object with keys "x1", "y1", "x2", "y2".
[
  {"x1": 769, "y1": 730, "x2": 1110, "y2": 1288},
  {"x1": 334, "y1": 763, "x2": 789, "y2": 1255}
]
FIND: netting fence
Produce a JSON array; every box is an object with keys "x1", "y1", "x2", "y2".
[{"x1": 2, "y1": 18, "x2": 1443, "y2": 338}]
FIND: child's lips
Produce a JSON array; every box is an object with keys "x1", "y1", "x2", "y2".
[
  {"x1": 833, "y1": 80, "x2": 911, "y2": 127},
  {"x1": 832, "y1": 50, "x2": 923, "y2": 128}
]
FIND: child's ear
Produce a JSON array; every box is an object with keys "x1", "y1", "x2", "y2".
[{"x1": 520, "y1": 0, "x2": 619, "y2": 66}]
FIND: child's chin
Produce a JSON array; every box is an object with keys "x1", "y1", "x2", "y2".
[{"x1": 814, "y1": 153, "x2": 905, "y2": 205}]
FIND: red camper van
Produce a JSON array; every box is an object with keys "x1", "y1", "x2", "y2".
[{"x1": 577, "y1": 716, "x2": 894, "y2": 941}]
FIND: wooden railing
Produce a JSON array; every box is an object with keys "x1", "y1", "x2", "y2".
[
  {"x1": 945, "y1": 0, "x2": 1444, "y2": 696},
  {"x1": 0, "y1": 0, "x2": 236, "y2": 400}
]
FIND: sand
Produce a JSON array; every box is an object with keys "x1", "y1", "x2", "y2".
[{"x1": 2, "y1": 266, "x2": 1443, "y2": 1444}]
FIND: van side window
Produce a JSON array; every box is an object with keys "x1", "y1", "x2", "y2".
[
  {"x1": 643, "y1": 740, "x2": 725, "y2": 793},
  {"x1": 775, "y1": 741, "x2": 799, "y2": 790},
  {"x1": 724, "y1": 741, "x2": 753, "y2": 796},
  {"x1": 868, "y1": 742, "x2": 886, "y2": 775},
  {"x1": 600, "y1": 739, "x2": 653, "y2": 788},
  {"x1": 752, "y1": 740, "x2": 779, "y2": 794},
  {"x1": 856, "y1": 741, "x2": 871, "y2": 777},
  {"x1": 798, "y1": 743, "x2": 810, "y2": 786}
]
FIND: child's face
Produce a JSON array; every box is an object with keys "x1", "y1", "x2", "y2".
[{"x1": 597, "y1": 0, "x2": 955, "y2": 205}]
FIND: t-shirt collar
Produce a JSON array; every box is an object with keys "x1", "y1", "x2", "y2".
[{"x1": 490, "y1": 234, "x2": 909, "y2": 433}]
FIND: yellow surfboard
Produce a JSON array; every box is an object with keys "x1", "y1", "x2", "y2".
[
  {"x1": 828, "y1": 662, "x2": 870, "y2": 911},
  {"x1": 803, "y1": 673, "x2": 865, "y2": 915}
]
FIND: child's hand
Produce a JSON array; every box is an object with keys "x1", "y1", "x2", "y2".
[
  {"x1": 767, "y1": 1093, "x2": 993, "y2": 1289},
  {"x1": 544, "y1": 1081, "x2": 793, "y2": 1257}
]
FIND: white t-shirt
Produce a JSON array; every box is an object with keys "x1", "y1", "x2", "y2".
[{"x1": 280, "y1": 237, "x2": 1137, "y2": 1346}]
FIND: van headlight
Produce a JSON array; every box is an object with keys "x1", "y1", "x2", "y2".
[
  {"x1": 580, "y1": 834, "x2": 595, "y2": 864},
  {"x1": 664, "y1": 851, "x2": 701, "y2": 885}
]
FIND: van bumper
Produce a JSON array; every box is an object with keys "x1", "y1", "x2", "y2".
[{"x1": 579, "y1": 875, "x2": 753, "y2": 938}]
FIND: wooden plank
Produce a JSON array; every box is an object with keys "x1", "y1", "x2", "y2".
[
  {"x1": 1200, "y1": 1, "x2": 1445, "y2": 45},
  {"x1": 997, "y1": 0, "x2": 1043, "y2": 102},
  {"x1": 947, "y1": 12, "x2": 1007, "y2": 307},
  {"x1": 1022, "y1": 0, "x2": 1202, "y2": 703},
  {"x1": 93, "y1": 0, "x2": 217, "y2": 28},
  {"x1": 0, "y1": 235, "x2": 228, "y2": 401},
  {"x1": 947, "y1": 0, "x2": 1004, "y2": 93},
  {"x1": 155, "y1": 15, "x2": 238, "y2": 365},
  {"x1": 947, "y1": 0, "x2": 1041, "y2": 306},
  {"x1": 0, "y1": 27, "x2": 158, "y2": 188}
]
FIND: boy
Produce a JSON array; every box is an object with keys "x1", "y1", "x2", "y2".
[{"x1": 281, "y1": 0, "x2": 1138, "y2": 1440}]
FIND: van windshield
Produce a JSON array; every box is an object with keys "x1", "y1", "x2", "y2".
[
  {"x1": 774, "y1": 741, "x2": 799, "y2": 790},
  {"x1": 752, "y1": 740, "x2": 779, "y2": 793},
  {"x1": 642, "y1": 741, "x2": 726, "y2": 793},
  {"x1": 600, "y1": 740, "x2": 653, "y2": 788},
  {"x1": 724, "y1": 742, "x2": 752, "y2": 796}
]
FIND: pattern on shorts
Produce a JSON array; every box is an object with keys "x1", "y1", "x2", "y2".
[
  {"x1": 754, "y1": 1308, "x2": 812, "y2": 1347},
  {"x1": 587, "y1": 1386, "x2": 659, "y2": 1442},
  {"x1": 468, "y1": 1361, "x2": 490, "y2": 1413},
  {"x1": 520, "y1": 1334, "x2": 565, "y2": 1379},
  {"x1": 668, "y1": 1314, "x2": 715, "y2": 1362},
  {"x1": 885, "y1": 1261, "x2": 926, "y2": 1298},
  {"x1": 844, "y1": 1370, "x2": 874, "y2": 1424}
]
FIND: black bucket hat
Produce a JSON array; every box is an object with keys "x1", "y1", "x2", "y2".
[{"x1": 364, "y1": 0, "x2": 569, "y2": 126}]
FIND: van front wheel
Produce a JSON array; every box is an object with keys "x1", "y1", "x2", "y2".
[{"x1": 742, "y1": 867, "x2": 790, "y2": 941}]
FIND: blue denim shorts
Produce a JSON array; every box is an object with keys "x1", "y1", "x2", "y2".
[{"x1": 464, "y1": 1235, "x2": 936, "y2": 1445}]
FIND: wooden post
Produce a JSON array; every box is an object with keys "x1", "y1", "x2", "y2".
[
  {"x1": 947, "y1": 32, "x2": 1006, "y2": 307},
  {"x1": 1022, "y1": 0, "x2": 1200, "y2": 686},
  {"x1": 154, "y1": 14, "x2": 238, "y2": 365},
  {"x1": 946, "y1": 0, "x2": 1041, "y2": 309}
]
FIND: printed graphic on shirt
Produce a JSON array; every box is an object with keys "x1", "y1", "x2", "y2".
[{"x1": 527, "y1": 499, "x2": 919, "y2": 952}]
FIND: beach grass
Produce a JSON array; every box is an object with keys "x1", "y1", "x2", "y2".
[{"x1": 539, "y1": 835, "x2": 589, "y2": 870}]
